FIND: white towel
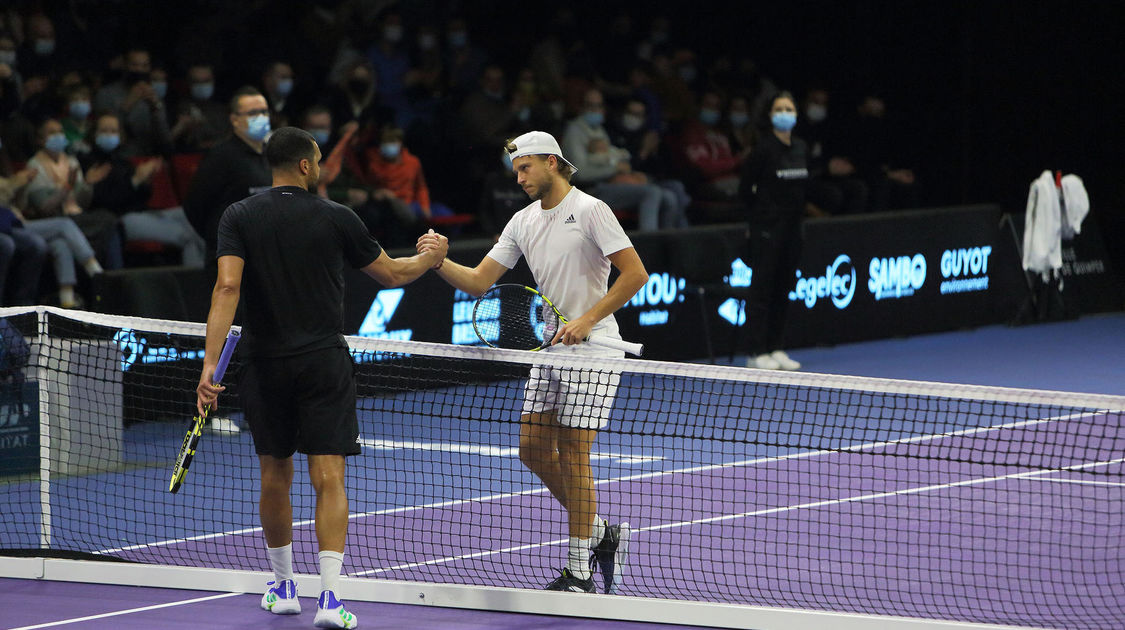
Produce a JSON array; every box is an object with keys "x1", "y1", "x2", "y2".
[
  {"x1": 1060, "y1": 174, "x2": 1089, "y2": 238},
  {"x1": 1023, "y1": 170, "x2": 1061, "y2": 275}
]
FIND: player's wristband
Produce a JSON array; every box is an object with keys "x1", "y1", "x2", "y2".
[{"x1": 434, "y1": 257, "x2": 445, "y2": 270}]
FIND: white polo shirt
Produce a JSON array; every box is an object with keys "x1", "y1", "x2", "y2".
[{"x1": 486, "y1": 186, "x2": 633, "y2": 341}]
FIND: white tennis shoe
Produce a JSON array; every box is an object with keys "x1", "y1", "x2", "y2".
[
  {"x1": 261, "y1": 579, "x2": 301, "y2": 615},
  {"x1": 770, "y1": 350, "x2": 801, "y2": 370},
  {"x1": 748, "y1": 353, "x2": 781, "y2": 369},
  {"x1": 314, "y1": 590, "x2": 358, "y2": 628}
]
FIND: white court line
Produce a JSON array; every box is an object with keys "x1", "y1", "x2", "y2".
[
  {"x1": 360, "y1": 438, "x2": 664, "y2": 464},
  {"x1": 6, "y1": 592, "x2": 241, "y2": 629},
  {"x1": 1024, "y1": 477, "x2": 1125, "y2": 487},
  {"x1": 355, "y1": 456, "x2": 1125, "y2": 576},
  {"x1": 99, "y1": 410, "x2": 1101, "y2": 555}
]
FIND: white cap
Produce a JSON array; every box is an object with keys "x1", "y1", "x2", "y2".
[{"x1": 506, "y1": 130, "x2": 577, "y2": 173}]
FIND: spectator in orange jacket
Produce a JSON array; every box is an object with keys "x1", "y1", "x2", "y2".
[{"x1": 363, "y1": 124, "x2": 453, "y2": 221}]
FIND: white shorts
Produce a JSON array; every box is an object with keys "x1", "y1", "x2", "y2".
[{"x1": 522, "y1": 344, "x2": 622, "y2": 430}]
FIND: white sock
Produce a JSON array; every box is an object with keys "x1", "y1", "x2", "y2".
[
  {"x1": 319, "y1": 550, "x2": 344, "y2": 596},
  {"x1": 591, "y1": 515, "x2": 605, "y2": 545},
  {"x1": 59, "y1": 286, "x2": 75, "y2": 306},
  {"x1": 84, "y1": 258, "x2": 103, "y2": 276},
  {"x1": 567, "y1": 537, "x2": 592, "y2": 580},
  {"x1": 267, "y1": 543, "x2": 293, "y2": 583}
]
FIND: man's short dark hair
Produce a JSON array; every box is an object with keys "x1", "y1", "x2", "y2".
[
  {"x1": 265, "y1": 126, "x2": 317, "y2": 169},
  {"x1": 229, "y1": 86, "x2": 264, "y2": 114}
]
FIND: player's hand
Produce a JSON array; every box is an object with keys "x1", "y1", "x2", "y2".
[
  {"x1": 417, "y1": 229, "x2": 448, "y2": 268},
  {"x1": 551, "y1": 316, "x2": 595, "y2": 347},
  {"x1": 196, "y1": 366, "x2": 225, "y2": 416}
]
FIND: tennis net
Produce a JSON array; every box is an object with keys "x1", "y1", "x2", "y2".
[{"x1": 1, "y1": 306, "x2": 1123, "y2": 629}]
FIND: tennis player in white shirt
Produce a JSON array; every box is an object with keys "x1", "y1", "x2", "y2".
[{"x1": 419, "y1": 130, "x2": 647, "y2": 593}]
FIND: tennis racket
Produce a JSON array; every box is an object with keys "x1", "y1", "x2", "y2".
[
  {"x1": 169, "y1": 330, "x2": 241, "y2": 493},
  {"x1": 472, "y1": 284, "x2": 643, "y2": 356}
]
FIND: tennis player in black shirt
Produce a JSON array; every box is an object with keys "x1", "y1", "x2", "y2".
[{"x1": 196, "y1": 127, "x2": 447, "y2": 628}]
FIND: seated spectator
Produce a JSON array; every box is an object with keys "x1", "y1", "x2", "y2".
[
  {"x1": 798, "y1": 87, "x2": 868, "y2": 216},
  {"x1": 81, "y1": 113, "x2": 205, "y2": 267},
  {"x1": 443, "y1": 17, "x2": 488, "y2": 101},
  {"x1": 92, "y1": 48, "x2": 171, "y2": 157},
  {"x1": 170, "y1": 63, "x2": 228, "y2": 152},
  {"x1": 667, "y1": 88, "x2": 746, "y2": 201},
  {"x1": 844, "y1": 94, "x2": 920, "y2": 212},
  {"x1": 23, "y1": 118, "x2": 122, "y2": 270},
  {"x1": 260, "y1": 61, "x2": 304, "y2": 129},
  {"x1": 60, "y1": 83, "x2": 93, "y2": 156},
  {"x1": 607, "y1": 97, "x2": 690, "y2": 226},
  {"x1": 562, "y1": 88, "x2": 685, "y2": 231},
  {"x1": 725, "y1": 93, "x2": 758, "y2": 154},
  {"x1": 477, "y1": 148, "x2": 526, "y2": 240},
  {"x1": 18, "y1": 13, "x2": 60, "y2": 82},
  {"x1": 363, "y1": 124, "x2": 453, "y2": 223},
  {"x1": 366, "y1": 11, "x2": 412, "y2": 121},
  {"x1": 301, "y1": 104, "x2": 337, "y2": 152},
  {"x1": 325, "y1": 59, "x2": 393, "y2": 130},
  {"x1": 0, "y1": 165, "x2": 48, "y2": 306}
]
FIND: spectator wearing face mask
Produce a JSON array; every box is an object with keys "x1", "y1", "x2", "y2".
[
  {"x1": 798, "y1": 87, "x2": 868, "y2": 216},
  {"x1": 171, "y1": 63, "x2": 228, "y2": 153},
  {"x1": 80, "y1": 113, "x2": 205, "y2": 268},
  {"x1": 261, "y1": 61, "x2": 304, "y2": 130},
  {"x1": 607, "y1": 97, "x2": 691, "y2": 225},
  {"x1": 366, "y1": 11, "x2": 412, "y2": 122},
  {"x1": 0, "y1": 159, "x2": 48, "y2": 307},
  {"x1": 184, "y1": 86, "x2": 272, "y2": 267},
  {"x1": 17, "y1": 14, "x2": 59, "y2": 81},
  {"x1": 92, "y1": 48, "x2": 171, "y2": 157},
  {"x1": 60, "y1": 84, "x2": 93, "y2": 156},
  {"x1": 667, "y1": 88, "x2": 746, "y2": 201},
  {"x1": 563, "y1": 88, "x2": 686, "y2": 231},
  {"x1": 363, "y1": 124, "x2": 453, "y2": 224},
  {"x1": 444, "y1": 18, "x2": 487, "y2": 100}
]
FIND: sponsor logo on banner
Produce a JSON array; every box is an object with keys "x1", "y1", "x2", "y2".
[
  {"x1": 868, "y1": 254, "x2": 926, "y2": 300},
  {"x1": 358, "y1": 288, "x2": 412, "y2": 340},
  {"x1": 939, "y1": 246, "x2": 992, "y2": 294},
  {"x1": 789, "y1": 254, "x2": 856, "y2": 309},
  {"x1": 626, "y1": 272, "x2": 686, "y2": 327}
]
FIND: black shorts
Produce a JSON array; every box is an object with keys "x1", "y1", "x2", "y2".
[{"x1": 241, "y1": 346, "x2": 360, "y2": 458}]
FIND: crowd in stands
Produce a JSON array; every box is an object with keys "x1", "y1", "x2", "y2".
[{"x1": 0, "y1": 3, "x2": 922, "y2": 308}]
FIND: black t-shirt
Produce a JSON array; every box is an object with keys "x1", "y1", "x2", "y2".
[
  {"x1": 217, "y1": 185, "x2": 383, "y2": 358},
  {"x1": 740, "y1": 132, "x2": 809, "y2": 226},
  {"x1": 184, "y1": 135, "x2": 272, "y2": 259}
]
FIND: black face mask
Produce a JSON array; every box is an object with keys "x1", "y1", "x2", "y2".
[
  {"x1": 124, "y1": 71, "x2": 150, "y2": 85},
  {"x1": 347, "y1": 79, "x2": 370, "y2": 95}
]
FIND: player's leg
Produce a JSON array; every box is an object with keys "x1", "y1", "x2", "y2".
[
  {"x1": 563, "y1": 364, "x2": 629, "y2": 594},
  {"x1": 297, "y1": 347, "x2": 360, "y2": 629},
  {"x1": 243, "y1": 357, "x2": 302, "y2": 614},
  {"x1": 519, "y1": 411, "x2": 567, "y2": 505},
  {"x1": 519, "y1": 365, "x2": 569, "y2": 506}
]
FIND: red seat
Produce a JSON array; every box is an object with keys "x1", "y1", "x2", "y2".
[
  {"x1": 129, "y1": 156, "x2": 178, "y2": 209},
  {"x1": 426, "y1": 213, "x2": 476, "y2": 228},
  {"x1": 170, "y1": 153, "x2": 204, "y2": 202}
]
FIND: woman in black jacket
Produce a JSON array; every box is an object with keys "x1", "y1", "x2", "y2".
[{"x1": 739, "y1": 90, "x2": 808, "y2": 370}]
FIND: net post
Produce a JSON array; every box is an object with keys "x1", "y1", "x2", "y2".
[{"x1": 36, "y1": 307, "x2": 51, "y2": 550}]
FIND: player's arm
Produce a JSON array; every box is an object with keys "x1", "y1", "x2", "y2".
[
  {"x1": 556, "y1": 247, "x2": 647, "y2": 345},
  {"x1": 360, "y1": 234, "x2": 448, "y2": 287},
  {"x1": 430, "y1": 255, "x2": 508, "y2": 297},
  {"x1": 197, "y1": 254, "x2": 243, "y2": 414}
]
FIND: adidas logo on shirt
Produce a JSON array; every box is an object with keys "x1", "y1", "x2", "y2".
[{"x1": 564, "y1": 214, "x2": 576, "y2": 224}]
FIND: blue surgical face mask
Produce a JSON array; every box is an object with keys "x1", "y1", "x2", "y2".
[
  {"x1": 771, "y1": 111, "x2": 797, "y2": 132},
  {"x1": 191, "y1": 83, "x2": 214, "y2": 101},
  {"x1": 95, "y1": 133, "x2": 121, "y2": 152},
  {"x1": 246, "y1": 114, "x2": 271, "y2": 141},
  {"x1": 150, "y1": 80, "x2": 168, "y2": 99},
  {"x1": 0, "y1": 50, "x2": 16, "y2": 66},
  {"x1": 69, "y1": 101, "x2": 91, "y2": 119},
  {"x1": 448, "y1": 31, "x2": 468, "y2": 48},
  {"x1": 621, "y1": 113, "x2": 644, "y2": 132},
  {"x1": 729, "y1": 111, "x2": 749, "y2": 127},
  {"x1": 44, "y1": 132, "x2": 68, "y2": 153},
  {"x1": 583, "y1": 111, "x2": 604, "y2": 127},
  {"x1": 34, "y1": 39, "x2": 55, "y2": 55},
  {"x1": 699, "y1": 108, "x2": 720, "y2": 126},
  {"x1": 276, "y1": 78, "x2": 294, "y2": 97},
  {"x1": 308, "y1": 128, "x2": 330, "y2": 146},
  {"x1": 380, "y1": 142, "x2": 401, "y2": 159}
]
